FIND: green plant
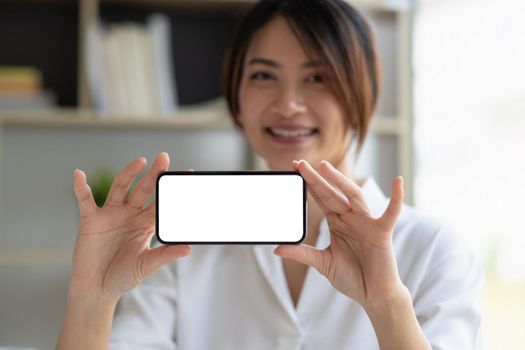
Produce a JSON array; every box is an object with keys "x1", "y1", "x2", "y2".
[
  {"x1": 90, "y1": 169, "x2": 115, "y2": 207},
  {"x1": 87, "y1": 168, "x2": 144, "y2": 207}
]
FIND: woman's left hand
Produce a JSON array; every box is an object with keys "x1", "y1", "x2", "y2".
[{"x1": 274, "y1": 159, "x2": 407, "y2": 309}]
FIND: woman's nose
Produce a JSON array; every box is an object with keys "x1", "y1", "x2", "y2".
[{"x1": 271, "y1": 85, "x2": 307, "y2": 118}]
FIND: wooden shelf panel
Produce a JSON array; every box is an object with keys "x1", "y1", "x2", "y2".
[
  {"x1": 0, "y1": 107, "x2": 234, "y2": 130},
  {"x1": 0, "y1": 107, "x2": 404, "y2": 135},
  {"x1": 100, "y1": 0, "x2": 254, "y2": 11},
  {"x1": 348, "y1": 0, "x2": 411, "y2": 11},
  {"x1": 0, "y1": 0, "x2": 77, "y2": 5},
  {"x1": 100, "y1": 0, "x2": 411, "y2": 11}
]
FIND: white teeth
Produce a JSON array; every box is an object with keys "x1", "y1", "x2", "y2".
[{"x1": 270, "y1": 128, "x2": 316, "y2": 137}]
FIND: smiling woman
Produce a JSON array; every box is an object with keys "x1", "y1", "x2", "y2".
[
  {"x1": 234, "y1": 15, "x2": 355, "y2": 171},
  {"x1": 56, "y1": 1, "x2": 483, "y2": 349},
  {"x1": 224, "y1": 0, "x2": 380, "y2": 169}
]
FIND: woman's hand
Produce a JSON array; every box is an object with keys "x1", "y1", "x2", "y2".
[
  {"x1": 69, "y1": 152, "x2": 191, "y2": 302},
  {"x1": 274, "y1": 159, "x2": 406, "y2": 309}
]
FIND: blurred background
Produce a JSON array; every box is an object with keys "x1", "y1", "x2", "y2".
[{"x1": 0, "y1": 0, "x2": 523, "y2": 348}]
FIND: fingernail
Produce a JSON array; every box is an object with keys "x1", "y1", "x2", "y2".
[
  {"x1": 321, "y1": 160, "x2": 332, "y2": 168},
  {"x1": 292, "y1": 160, "x2": 299, "y2": 164}
]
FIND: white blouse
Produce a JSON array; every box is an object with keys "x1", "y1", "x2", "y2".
[{"x1": 110, "y1": 178, "x2": 483, "y2": 350}]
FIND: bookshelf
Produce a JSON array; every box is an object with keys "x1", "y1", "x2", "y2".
[
  {"x1": 0, "y1": 1, "x2": 413, "y2": 346},
  {"x1": 0, "y1": 0, "x2": 414, "y2": 237}
]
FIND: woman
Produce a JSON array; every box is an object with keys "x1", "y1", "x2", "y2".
[{"x1": 57, "y1": 0, "x2": 483, "y2": 349}]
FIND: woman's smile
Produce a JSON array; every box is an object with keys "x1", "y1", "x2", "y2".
[{"x1": 264, "y1": 124, "x2": 320, "y2": 145}]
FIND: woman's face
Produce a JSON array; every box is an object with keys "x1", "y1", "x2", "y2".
[{"x1": 237, "y1": 15, "x2": 352, "y2": 171}]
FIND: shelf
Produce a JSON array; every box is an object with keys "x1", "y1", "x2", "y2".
[
  {"x1": 1, "y1": 107, "x2": 404, "y2": 135},
  {"x1": 0, "y1": 250, "x2": 72, "y2": 265},
  {"x1": 348, "y1": 0, "x2": 411, "y2": 11},
  {"x1": 0, "y1": 110, "x2": 233, "y2": 130},
  {"x1": 100, "y1": 0, "x2": 411, "y2": 11},
  {"x1": 0, "y1": 99, "x2": 235, "y2": 130},
  {"x1": 100, "y1": 0, "x2": 255, "y2": 11},
  {"x1": 0, "y1": 0, "x2": 77, "y2": 5}
]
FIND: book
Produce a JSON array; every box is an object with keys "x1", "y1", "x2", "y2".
[
  {"x1": 148, "y1": 13, "x2": 178, "y2": 117},
  {"x1": 0, "y1": 66, "x2": 43, "y2": 96},
  {"x1": 0, "y1": 66, "x2": 56, "y2": 110},
  {"x1": 0, "y1": 90, "x2": 56, "y2": 110},
  {"x1": 86, "y1": 14, "x2": 178, "y2": 118}
]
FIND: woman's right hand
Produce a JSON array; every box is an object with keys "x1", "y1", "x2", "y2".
[{"x1": 69, "y1": 152, "x2": 191, "y2": 303}]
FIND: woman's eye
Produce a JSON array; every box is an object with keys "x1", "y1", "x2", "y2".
[
  {"x1": 305, "y1": 74, "x2": 324, "y2": 83},
  {"x1": 249, "y1": 72, "x2": 274, "y2": 81}
]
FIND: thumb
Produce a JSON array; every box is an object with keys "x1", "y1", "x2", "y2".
[
  {"x1": 274, "y1": 244, "x2": 325, "y2": 273},
  {"x1": 141, "y1": 245, "x2": 192, "y2": 277}
]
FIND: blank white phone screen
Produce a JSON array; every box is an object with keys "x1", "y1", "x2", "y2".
[{"x1": 157, "y1": 173, "x2": 306, "y2": 243}]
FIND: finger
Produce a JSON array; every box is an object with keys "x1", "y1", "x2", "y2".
[
  {"x1": 319, "y1": 161, "x2": 369, "y2": 214},
  {"x1": 105, "y1": 157, "x2": 148, "y2": 206},
  {"x1": 143, "y1": 166, "x2": 194, "y2": 223},
  {"x1": 293, "y1": 160, "x2": 349, "y2": 214},
  {"x1": 293, "y1": 163, "x2": 330, "y2": 214},
  {"x1": 73, "y1": 169, "x2": 97, "y2": 218},
  {"x1": 141, "y1": 244, "x2": 192, "y2": 277},
  {"x1": 292, "y1": 161, "x2": 334, "y2": 214},
  {"x1": 274, "y1": 243, "x2": 326, "y2": 274},
  {"x1": 128, "y1": 152, "x2": 170, "y2": 209},
  {"x1": 379, "y1": 176, "x2": 404, "y2": 230}
]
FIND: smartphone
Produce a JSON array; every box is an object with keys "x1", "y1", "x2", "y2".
[{"x1": 156, "y1": 171, "x2": 306, "y2": 244}]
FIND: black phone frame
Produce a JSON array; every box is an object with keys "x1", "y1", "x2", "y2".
[{"x1": 156, "y1": 171, "x2": 307, "y2": 245}]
